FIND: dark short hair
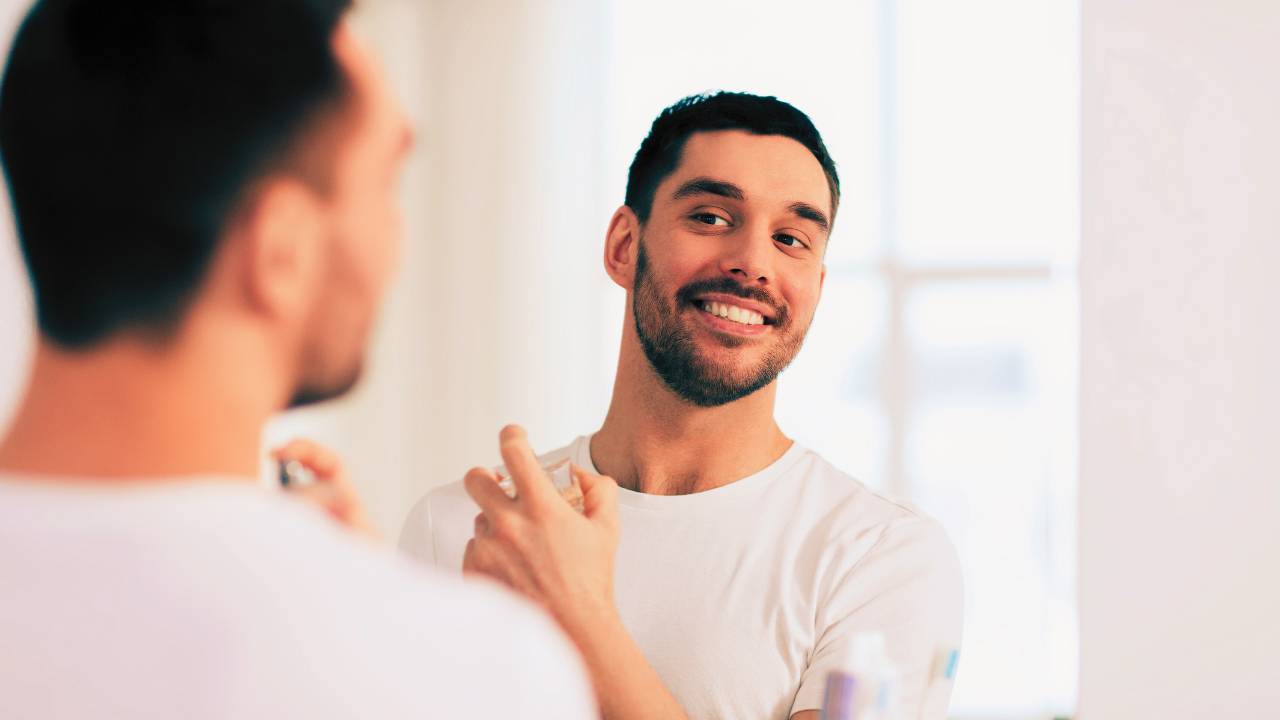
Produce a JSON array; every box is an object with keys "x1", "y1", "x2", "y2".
[
  {"x1": 624, "y1": 91, "x2": 841, "y2": 225},
  {"x1": 0, "y1": 0, "x2": 353, "y2": 348}
]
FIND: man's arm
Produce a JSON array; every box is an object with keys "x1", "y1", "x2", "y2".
[{"x1": 462, "y1": 425, "x2": 689, "y2": 720}]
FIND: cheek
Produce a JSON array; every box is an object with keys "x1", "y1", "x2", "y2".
[
  {"x1": 648, "y1": 230, "x2": 719, "y2": 287},
  {"x1": 782, "y1": 273, "x2": 824, "y2": 324},
  {"x1": 333, "y1": 189, "x2": 400, "y2": 292}
]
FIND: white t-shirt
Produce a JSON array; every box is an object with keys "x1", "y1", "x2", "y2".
[
  {"x1": 401, "y1": 436, "x2": 964, "y2": 720},
  {"x1": 0, "y1": 476, "x2": 595, "y2": 720}
]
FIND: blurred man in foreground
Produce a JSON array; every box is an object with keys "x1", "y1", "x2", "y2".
[
  {"x1": 0, "y1": 1, "x2": 592, "y2": 717},
  {"x1": 401, "y1": 93, "x2": 965, "y2": 719}
]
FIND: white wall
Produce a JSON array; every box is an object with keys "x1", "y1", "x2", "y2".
[
  {"x1": 0, "y1": 0, "x2": 32, "y2": 441},
  {"x1": 0, "y1": 209, "x2": 30, "y2": 442},
  {"x1": 1080, "y1": 1, "x2": 1280, "y2": 717}
]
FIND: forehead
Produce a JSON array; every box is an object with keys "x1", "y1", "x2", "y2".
[{"x1": 661, "y1": 130, "x2": 833, "y2": 216}]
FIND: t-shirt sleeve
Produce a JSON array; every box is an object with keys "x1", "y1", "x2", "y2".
[
  {"x1": 791, "y1": 516, "x2": 964, "y2": 719},
  {"x1": 397, "y1": 492, "x2": 436, "y2": 566}
]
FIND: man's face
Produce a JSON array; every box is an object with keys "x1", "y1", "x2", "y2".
[
  {"x1": 632, "y1": 130, "x2": 831, "y2": 407},
  {"x1": 290, "y1": 26, "x2": 412, "y2": 407}
]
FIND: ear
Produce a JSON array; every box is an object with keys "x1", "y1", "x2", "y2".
[
  {"x1": 603, "y1": 205, "x2": 641, "y2": 290},
  {"x1": 235, "y1": 178, "x2": 325, "y2": 324}
]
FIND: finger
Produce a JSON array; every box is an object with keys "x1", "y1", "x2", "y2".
[
  {"x1": 462, "y1": 538, "x2": 479, "y2": 575},
  {"x1": 464, "y1": 537, "x2": 536, "y2": 596},
  {"x1": 473, "y1": 512, "x2": 490, "y2": 537},
  {"x1": 462, "y1": 539, "x2": 511, "y2": 580},
  {"x1": 464, "y1": 466, "x2": 516, "y2": 517},
  {"x1": 287, "y1": 483, "x2": 341, "y2": 517},
  {"x1": 574, "y1": 464, "x2": 619, "y2": 530},
  {"x1": 497, "y1": 425, "x2": 555, "y2": 509},
  {"x1": 270, "y1": 438, "x2": 342, "y2": 479}
]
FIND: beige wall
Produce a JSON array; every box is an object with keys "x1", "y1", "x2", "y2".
[
  {"x1": 0, "y1": 0, "x2": 32, "y2": 443},
  {"x1": 1080, "y1": 0, "x2": 1280, "y2": 716}
]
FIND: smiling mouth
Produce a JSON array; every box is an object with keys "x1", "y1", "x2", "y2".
[{"x1": 693, "y1": 299, "x2": 773, "y2": 327}]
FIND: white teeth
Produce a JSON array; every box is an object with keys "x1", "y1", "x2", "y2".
[{"x1": 700, "y1": 300, "x2": 766, "y2": 327}]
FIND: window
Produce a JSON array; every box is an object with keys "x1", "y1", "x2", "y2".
[{"x1": 607, "y1": 1, "x2": 1079, "y2": 716}]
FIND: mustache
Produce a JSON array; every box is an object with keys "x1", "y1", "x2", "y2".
[{"x1": 674, "y1": 277, "x2": 789, "y2": 328}]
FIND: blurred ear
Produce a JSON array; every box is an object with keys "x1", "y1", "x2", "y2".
[
  {"x1": 603, "y1": 205, "x2": 641, "y2": 290},
  {"x1": 233, "y1": 178, "x2": 325, "y2": 324}
]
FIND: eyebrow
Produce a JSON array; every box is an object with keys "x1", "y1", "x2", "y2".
[
  {"x1": 673, "y1": 176, "x2": 831, "y2": 233},
  {"x1": 672, "y1": 177, "x2": 745, "y2": 202},
  {"x1": 789, "y1": 202, "x2": 830, "y2": 233}
]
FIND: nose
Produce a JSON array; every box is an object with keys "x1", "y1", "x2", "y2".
[{"x1": 718, "y1": 228, "x2": 774, "y2": 286}]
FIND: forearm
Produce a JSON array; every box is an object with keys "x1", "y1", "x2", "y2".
[{"x1": 564, "y1": 608, "x2": 689, "y2": 720}]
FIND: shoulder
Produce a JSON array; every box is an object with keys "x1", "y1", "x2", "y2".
[
  {"x1": 787, "y1": 447, "x2": 926, "y2": 522},
  {"x1": 423, "y1": 437, "x2": 582, "y2": 513},
  {"x1": 399, "y1": 438, "x2": 586, "y2": 566},
  {"x1": 399, "y1": 480, "x2": 475, "y2": 568},
  {"x1": 784, "y1": 448, "x2": 962, "y2": 595},
  {"x1": 218, "y1": 497, "x2": 596, "y2": 715},
  {"x1": 783, "y1": 456, "x2": 962, "y2": 718},
  {"x1": 0, "y1": 482, "x2": 595, "y2": 717}
]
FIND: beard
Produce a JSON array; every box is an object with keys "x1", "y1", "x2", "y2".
[
  {"x1": 632, "y1": 241, "x2": 810, "y2": 407},
  {"x1": 287, "y1": 363, "x2": 362, "y2": 409},
  {"x1": 286, "y1": 301, "x2": 371, "y2": 409}
]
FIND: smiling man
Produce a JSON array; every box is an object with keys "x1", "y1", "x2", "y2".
[{"x1": 400, "y1": 93, "x2": 964, "y2": 720}]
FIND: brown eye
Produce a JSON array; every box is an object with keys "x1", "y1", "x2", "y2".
[
  {"x1": 692, "y1": 213, "x2": 730, "y2": 226},
  {"x1": 775, "y1": 233, "x2": 808, "y2": 249}
]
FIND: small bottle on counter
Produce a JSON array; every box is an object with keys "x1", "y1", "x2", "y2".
[{"x1": 820, "y1": 632, "x2": 902, "y2": 720}]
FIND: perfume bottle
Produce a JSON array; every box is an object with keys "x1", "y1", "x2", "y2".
[
  {"x1": 496, "y1": 458, "x2": 584, "y2": 512},
  {"x1": 278, "y1": 459, "x2": 315, "y2": 488}
]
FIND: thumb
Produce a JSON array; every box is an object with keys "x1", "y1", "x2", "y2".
[{"x1": 573, "y1": 464, "x2": 618, "y2": 530}]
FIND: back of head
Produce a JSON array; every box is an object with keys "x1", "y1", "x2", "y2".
[
  {"x1": 624, "y1": 91, "x2": 841, "y2": 226},
  {"x1": 0, "y1": 0, "x2": 352, "y2": 348}
]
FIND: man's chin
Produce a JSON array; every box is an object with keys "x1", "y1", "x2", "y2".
[
  {"x1": 665, "y1": 369, "x2": 775, "y2": 408},
  {"x1": 689, "y1": 338, "x2": 769, "y2": 371},
  {"x1": 664, "y1": 352, "x2": 778, "y2": 406}
]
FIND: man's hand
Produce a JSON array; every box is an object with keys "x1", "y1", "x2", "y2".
[
  {"x1": 271, "y1": 439, "x2": 381, "y2": 542},
  {"x1": 462, "y1": 424, "x2": 620, "y2": 635},
  {"x1": 462, "y1": 425, "x2": 688, "y2": 720}
]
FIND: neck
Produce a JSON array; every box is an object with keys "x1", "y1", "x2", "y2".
[
  {"x1": 591, "y1": 327, "x2": 792, "y2": 495},
  {"x1": 0, "y1": 326, "x2": 284, "y2": 483}
]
